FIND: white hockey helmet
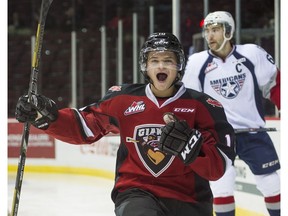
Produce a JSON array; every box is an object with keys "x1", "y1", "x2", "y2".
[{"x1": 203, "y1": 11, "x2": 235, "y2": 40}]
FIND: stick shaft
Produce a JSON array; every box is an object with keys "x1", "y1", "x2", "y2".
[
  {"x1": 11, "y1": 123, "x2": 30, "y2": 216},
  {"x1": 234, "y1": 127, "x2": 277, "y2": 134},
  {"x1": 11, "y1": 1, "x2": 53, "y2": 215},
  {"x1": 30, "y1": 0, "x2": 53, "y2": 96}
]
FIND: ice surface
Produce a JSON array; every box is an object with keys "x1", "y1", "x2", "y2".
[{"x1": 7, "y1": 172, "x2": 115, "y2": 216}]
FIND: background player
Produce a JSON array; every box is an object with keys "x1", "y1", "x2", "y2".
[
  {"x1": 15, "y1": 32, "x2": 235, "y2": 216},
  {"x1": 182, "y1": 11, "x2": 280, "y2": 216}
]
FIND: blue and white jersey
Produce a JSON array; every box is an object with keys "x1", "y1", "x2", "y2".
[{"x1": 182, "y1": 44, "x2": 278, "y2": 129}]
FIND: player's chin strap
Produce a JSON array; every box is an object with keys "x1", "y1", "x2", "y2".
[{"x1": 215, "y1": 28, "x2": 233, "y2": 52}]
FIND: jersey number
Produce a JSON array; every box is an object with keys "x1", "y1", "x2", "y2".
[
  {"x1": 225, "y1": 134, "x2": 232, "y2": 147},
  {"x1": 267, "y1": 54, "x2": 275, "y2": 65}
]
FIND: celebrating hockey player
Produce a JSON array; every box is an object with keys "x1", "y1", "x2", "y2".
[
  {"x1": 182, "y1": 11, "x2": 281, "y2": 216},
  {"x1": 15, "y1": 32, "x2": 235, "y2": 216}
]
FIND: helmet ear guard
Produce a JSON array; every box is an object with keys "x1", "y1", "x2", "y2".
[
  {"x1": 223, "y1": 23, "x2": 233, "y2": 40},
  {"x1": 224, "y1": 23, "x2": 232, "y2": 35},
  {"x1": 139, "y1": 32, "x2": 186, "y2": 82}
]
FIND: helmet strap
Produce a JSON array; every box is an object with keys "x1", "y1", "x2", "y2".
[
  {"x1": 215, "y1": 37, "x2": 228, "y2": 52},
  {"x1": 215, "y1": 25, "x2": 232, "y2": 52}
]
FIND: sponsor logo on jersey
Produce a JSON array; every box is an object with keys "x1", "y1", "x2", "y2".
[
  {"x1": 108, "y1": 85, "x2": 122, "y2": 92},
  {"x1": 124, "y1": 101, "x2": 146, "y2": 116},
  {"x1": 205, "y1": 61, "x2": 218, "y2": 73},
  {"x1": 126, "y1": 124, "x2": 174, "y2": 177},
  {"x1": 206, "y1": 98, "x2": 222, "y2": 108},
  {"x1": 210, "y1": 74, "x2": 246, "y2": 99},
  {"x1": 173, "y1": 108, "x2": 195, "y2": 113}
]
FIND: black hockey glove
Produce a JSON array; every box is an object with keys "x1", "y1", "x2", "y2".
[
  {"x1": 15, "y1": 95, "x2": 38, "y2": 122},
  {"x1": 159, "y1": 121, "x2": 203, "y2": 165},
  {"x1": 15, "y1": 94, "x2": 58, "y2": 130}
]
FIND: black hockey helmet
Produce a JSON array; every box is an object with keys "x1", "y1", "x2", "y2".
[{"x1": 139, "y1": 32, "x2": 186, "y2": 83}]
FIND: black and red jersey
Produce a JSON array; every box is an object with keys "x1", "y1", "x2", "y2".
[{"x1": 45, "y1": 82, "x2": 235, "y2": 204}]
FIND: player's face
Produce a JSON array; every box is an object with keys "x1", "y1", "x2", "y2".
[
  {"x1": 203, "y1": 24, "x2": 225, "y2": 51},
  {"x1": 146, "y1": 51, "x2": 178, "y2": 97}
]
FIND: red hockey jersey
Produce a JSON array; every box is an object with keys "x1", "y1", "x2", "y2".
[{"x1": 45, "y1": 82, "x2": 235, "y2": 204}]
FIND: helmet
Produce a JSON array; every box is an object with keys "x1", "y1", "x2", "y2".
[
  {"x1": 203, "y1": 11, "x2": 235, "y2": 39},
  {"x1": 139, "y1": 32, "x2": 186, "y2": 82}
]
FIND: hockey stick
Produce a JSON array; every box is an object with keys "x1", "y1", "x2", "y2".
[
  {"x1": 234, "y1": 127, "x2": 277, "y2": 134},
  {"x1": 10, "y1": 0, "x2": 53, "y2": 215}
]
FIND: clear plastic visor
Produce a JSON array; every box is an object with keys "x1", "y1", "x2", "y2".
[
  {"x1": 202, "y1": 23, "x2": 223, "y2": 38},
  {"x1": 140, "y1": 48, "x2": 184, "y2": 71}
]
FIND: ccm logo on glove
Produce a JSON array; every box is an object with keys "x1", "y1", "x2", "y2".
[{"x1": 180, "y1": 129, "x2": 201, "y2": 161}]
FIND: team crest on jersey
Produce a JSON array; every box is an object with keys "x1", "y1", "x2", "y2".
[
  {"x1": 205, "y1": 61, "x2": 218, "y2": 73},
  {"x1": 124, "y1": 101, "x2": 146, "y2": 116},
  {"x1": 126, "y1": 124, "x2": 175, "y2": 177},
  {"x1": 210, "y1": 74, "x2": 246, "y2": 99}
]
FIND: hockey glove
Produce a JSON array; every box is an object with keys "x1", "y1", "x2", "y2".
[
  {"x1": 159, "y1": 121, "x2": 203, "y2": 165},
  {"x1": 15, "y1": 94, "x2": 58, "y2": 130},
  {"x1": 15, "y1": 95, "x2": 38, "y2": 122}
]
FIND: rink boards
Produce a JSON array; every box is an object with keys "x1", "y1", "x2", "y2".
[{"x1": 8, "y1": 118, "x2": 280, "y2": 216}]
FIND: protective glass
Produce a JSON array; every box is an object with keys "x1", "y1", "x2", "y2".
[
  {"x1": 140, "y1": 48, "x2": 184, "y2": 71},
  {"x1": 202, "y1": 23, "x2": 224, "y2": 38},
  {"x1": 146, "y1": 51, "x2": 180, "y2": 71}
]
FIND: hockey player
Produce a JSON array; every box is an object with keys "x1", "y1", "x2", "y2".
[
  {"x1": 182, "y1": 11, "x2": 280, "y2": 216},
  {"x1": 15, "y1": 32, "x2": 235, "y2": 216}
]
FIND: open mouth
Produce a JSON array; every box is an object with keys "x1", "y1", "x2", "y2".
[{"x1": 156, "y1": 73, "x2": 168, "y2": 81}]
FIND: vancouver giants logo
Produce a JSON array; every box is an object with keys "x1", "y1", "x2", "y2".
[
  {"x1": 126, "y1": 124, "x2": 174, "y2": 177},
  {"x1": 210, "y1": 73, "x2": 246, "y2": 99},
  {"x1": 124, "y1": 101, "x2": 146, "y2": 116}
]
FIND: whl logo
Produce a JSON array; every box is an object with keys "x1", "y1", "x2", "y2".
[{"x1": 124, "y1": 101, "x2": 146, "y2": 116}]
